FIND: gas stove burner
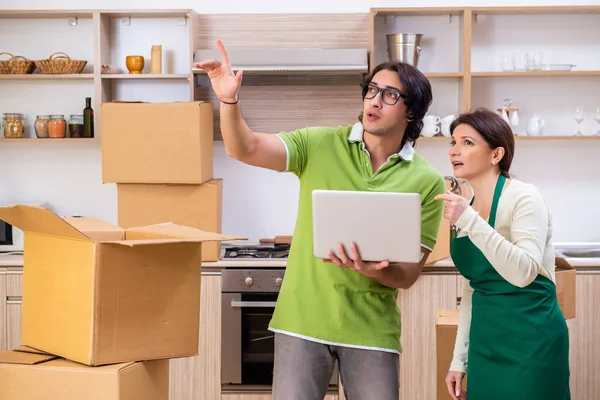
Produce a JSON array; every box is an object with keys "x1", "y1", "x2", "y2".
[{"x1": 222, "y1": 244, "x2": 290, "y2": 260}]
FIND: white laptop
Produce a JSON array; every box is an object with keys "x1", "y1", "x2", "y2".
[{"x1": 312, "y1": 190, "x2": 422, "y2": 263}]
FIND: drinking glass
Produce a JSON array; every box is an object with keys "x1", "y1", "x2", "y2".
[{"x1": 574, "y1": 107, "x2": 584, "y2": 136}]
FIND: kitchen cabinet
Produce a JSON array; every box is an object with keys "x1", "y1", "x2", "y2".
[
  {"x1": 170, "y1": 273, "x2": 222, "y2": 400},
  {"x1": 0, "y1": 9, "x2": 196, "y2": 142},
  {"x1": 5, "y1": 270, "x2": 22, "y2": 351},
  {"x1": 336, "y1": 272, "x2": 460, "y2": 400},
  {"x1": 0, "y1": 270, "x2": 6, "y2": 351},
  {"x1": 221, "y1": 394, "x2": 338, "y2": 400},
  {"x1": 369, "y1": 6, "x2": 600, "y2": 141},
  {"x1": 568, "y1": 271, "x2": 600, "y2": 399},
  {"x1": 398, "y1": 272, "x2": 460, "y2": 400}
]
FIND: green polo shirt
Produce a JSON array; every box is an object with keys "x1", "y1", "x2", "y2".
[{"x1": 268, "y1": 123, "x2": 445, "y2": 353}]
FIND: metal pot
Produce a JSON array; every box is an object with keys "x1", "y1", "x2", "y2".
[{"x1": 386, "y1": 33, "x2": 423, "y2": 67}]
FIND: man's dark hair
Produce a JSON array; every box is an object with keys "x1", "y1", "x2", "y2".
[{"x1": 359, "y1": 62, "x2": 433, "y2": 148}]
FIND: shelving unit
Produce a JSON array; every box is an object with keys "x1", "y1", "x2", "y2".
[
  {"x1": 370, "y1": 6, "x2": 600, "y2": 140},
  {"x1": 0, "y1": 9, "x2": 196, "y2": 141}
]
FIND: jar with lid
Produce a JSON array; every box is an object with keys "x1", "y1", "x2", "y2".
[
  {"x1": 3, "y1": 113, "x2": 25, "y2": 138},
  {"x1": 34, "y1": 115, "x2": 50, "y2": 138},
  {"x1": 68, "y1": 114, "x2": 84, "y2": 138},
  {"x1": 48, "y1": 114, "x2": 66, "y2": 138}
]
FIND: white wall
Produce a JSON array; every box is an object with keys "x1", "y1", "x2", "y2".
[{"x1": 1, "y1": 0, "x2": 600, "y2": 243}]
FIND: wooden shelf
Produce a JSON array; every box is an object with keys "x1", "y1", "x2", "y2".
[
  {"x1": 514, "y1": 135, "x2": 600, "y2": 140},
  {"x1": 372, "y1": 7, "x2": 465, "y2": 16},
  {"x1": 420, "y1": 135, "x2": 600, "y2": 141},
  {"x1": 472, "y1": 71, "x2": 600, "y2": 77},
  {"x1": 98, "y1": 9, "x2": 193, "y2": 18},
  {"x1": 101, "y1": 74, "x2": 191, "y2": 80},
  {"x1": 193, "y1": 69, "x2": 367, "y2": 76},
  {"x1": 0, "y1": 9, "x2": 192, "y2": 18},
  {"x1": 0, "y1": 10, "x2": 94, "y2": 18},
  {"x1": 471, "y1": 6, "x2": 600, "y2": 15},
  {"x1": 0, "y1": 74, "x2": 94, "y2": 80},
  {"x1": 424, "y1": 72, "x2": 464, "y2": 78},
  {"x1": 0, "y1": 138, "x2": 98, "y2": 142}
]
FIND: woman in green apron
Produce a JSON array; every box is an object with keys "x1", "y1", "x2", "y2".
[{"x1": 436, "y1": 109, "x2": 570, "y2": 400}]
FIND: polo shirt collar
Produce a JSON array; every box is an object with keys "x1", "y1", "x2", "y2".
[{"x1": 348, "y1": 122, "x2": 414, "y2": 162}]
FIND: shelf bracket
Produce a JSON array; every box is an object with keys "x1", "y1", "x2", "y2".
[
  {"x1": 177, "y1": 17, "x2": 187, "y2": 26},
  {"x1": 68, "y1": 17, "x2": 78, "y2": 26},
  {"x1": 448, "y1": 14, "x2": 453, "y2": 24},
  {"x1": 120, "y1": 16, "x2": 131, "y2": 26},
  {"x1": 473, "y1": 13, "x2": 479, "y2": 23}
]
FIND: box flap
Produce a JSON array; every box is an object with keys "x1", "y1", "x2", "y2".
[
  {"x1": 125, "y1": 222, "x2": 241, "y2": 242},
  {"x1": 64, "y1": 217, "x2": 125, "y2": 241},
  {"x1": 555, "y1": 256, "x2": 574, "y2": 271},
  {"x1": 0, "y1": 350, "x2": 58, "y2": 365},
  {"x1": 436, "y1": 309, "x2": 459, "y2": 326},
  {"x1": 0, "y1": 205, "x2": 89, "y2": 241},
  {"x1": 14, "y1": 345, "x2": 50, "y2": 355}
]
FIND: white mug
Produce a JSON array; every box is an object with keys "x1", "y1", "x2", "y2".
[
  {"x1": 441, "y1": 114, "x2": 457, "y2": 125},
  {"x1": 423, "y1": 115, "x2": 440, "y2": 126},
  {"x1": 441, "y1": 123, "x2": 451, "y2": 137},
  {"x1": 421, "y1": 125, "x2": 440, "y2": 137}
]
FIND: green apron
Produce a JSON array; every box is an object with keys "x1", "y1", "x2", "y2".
[{"x1": 450, "y1": 175, "x2": 570, "y2": 400}]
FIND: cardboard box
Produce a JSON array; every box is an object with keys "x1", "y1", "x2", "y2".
[
  {"x1": 435, "y1": 309, "x2": 467, "y2": 400},
  {"x1": 0, "y1": 205, "x2": 238, "y2": 366},
  {"x1": 102, "y1": 101, "x2": 214, "y2": 184},
  {"x1": 555, "y1": 257, "x2": 576, "y2": 320},
  {"x1": 0, "y1": 346, "x2": 168, "y2": 400},
  {"x1": 117, "y1": 179, "x2": 223, "y2": 261}
]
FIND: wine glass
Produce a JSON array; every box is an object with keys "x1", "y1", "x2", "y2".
[
  {"x1": 574, "y1": 107, "x2": 584, "y2": 136},
  {"x1": 595, "y1": 107, "x2": 600, "y2": 136}
]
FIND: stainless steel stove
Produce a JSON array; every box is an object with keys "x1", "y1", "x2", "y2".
[{"x1": 221, "y1": 243, "x2": 290, "y2": 261}]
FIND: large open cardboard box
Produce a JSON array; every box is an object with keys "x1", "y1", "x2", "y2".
[
  {"x1": 0, "y1": 346, "x2": 168, "y2": 400},
  {"x1": 117, "y1": 179, "x2": 223, "y2": 261},
  {"x1": 101, "y1": 101, "x2": 214, "y2": 184},
  {"x1": 0, "y1": 205, "x2": 238, "y2": 366}
]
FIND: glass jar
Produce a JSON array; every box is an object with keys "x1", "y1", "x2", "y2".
[
  {"x1": 68, "y1": 114, "x2": 84, "y2": 138},
  {"x1": 34, "y1": 115, "x2": 50, "y2": 138},
  {"x1": 48, "y1": 114, "x2": 66, "y2": 138},
  {"x1": 3, "y1": 113, "x2": 25, "y2": 138}
]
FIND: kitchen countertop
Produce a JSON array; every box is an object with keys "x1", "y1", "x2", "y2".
[{"x1": 2, "y1": 244, "x2": 600, "y2": 270}]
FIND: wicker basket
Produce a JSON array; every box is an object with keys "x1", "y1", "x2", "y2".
[
  {"x1": 9, "y1": 55, "x2": 36, "y2": 74},
  {"x1": 35, "y1": 52, "x2": 87, "y2": 74},
  {"x1": 0, "y1": 52, "x2": 14, "y2": 74}
]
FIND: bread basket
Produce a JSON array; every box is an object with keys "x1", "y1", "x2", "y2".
[
  {"x1": 35, "y1": 52, "x2": 87, "y2": 74},
  {"x1": 0, "y1": 52, "x2": 13, "y2": 74},
  {"x1": 9, "y1": 55, "x2": 36, "y2": 74}
]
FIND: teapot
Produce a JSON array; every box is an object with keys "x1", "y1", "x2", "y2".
[{"x1": 526, "y1": 114, "x2": 545, "y2": 136}]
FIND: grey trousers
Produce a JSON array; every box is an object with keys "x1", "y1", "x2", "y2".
[{"x1": 272, "y1": 332, "x2": 400, "y2": 400}]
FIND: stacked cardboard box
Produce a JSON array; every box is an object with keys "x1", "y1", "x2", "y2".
[
  {"x1": 0, "y1": 101, "x2": 228, "y2": 397},
  {"x1": 101, "y1": 101, "x2": 224, "y2": 262},
  {"x1": 0, "y1": 198, "x2": 235, "y2": 395}
]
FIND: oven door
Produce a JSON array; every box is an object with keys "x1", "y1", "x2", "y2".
[
  {"x1": 221, "y1": 292, "x2": 339, "y2": 390},
  {"x1": 222, "y1": 292, "x2": 278, "y2": 386}
]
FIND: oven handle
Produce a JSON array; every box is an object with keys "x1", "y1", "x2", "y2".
[{"x1": 231, "y1": 300, "x2": 277, "y2": 308}]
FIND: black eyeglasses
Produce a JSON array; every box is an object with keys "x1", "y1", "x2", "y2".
[{"x1": 362, "y1": 83, "x2": 406, "y2": 106}]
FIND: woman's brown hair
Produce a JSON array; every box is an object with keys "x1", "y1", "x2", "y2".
[{"x1": 450, "y1": 108, "x2": 515, "y2": 178}]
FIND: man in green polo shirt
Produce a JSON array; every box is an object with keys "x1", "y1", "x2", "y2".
[{"x1": 194, "y1": 40, "x2": 445, "y2": 400}]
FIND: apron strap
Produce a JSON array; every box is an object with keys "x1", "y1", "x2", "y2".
[{"x1": 488, "y1": 174, "x2": 506, "y2": 228}]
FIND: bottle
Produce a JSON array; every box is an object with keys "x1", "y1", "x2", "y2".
[
  {"x1": 151, "y1": 45, "x2": 162, "y2": 74},
  {"x1": 83, "y1": 97, "x2": 94, "y2": 138}
]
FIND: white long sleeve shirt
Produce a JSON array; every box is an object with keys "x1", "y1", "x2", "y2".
[{"x1": 449, "y1": 179, "x2": 556, "y2": 373}]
